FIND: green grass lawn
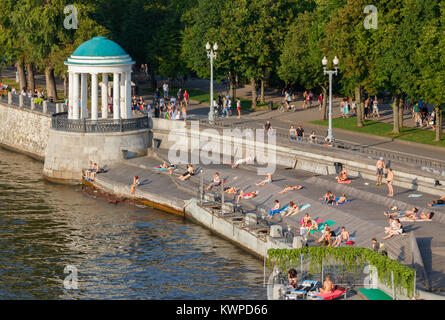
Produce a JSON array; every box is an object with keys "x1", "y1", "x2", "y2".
[
  {"x1": 141, "y1": 87, "x2": 269, "y2": 112},
  {"x1": 311, "y1": 117, "x2": 445, "y2": 148}
]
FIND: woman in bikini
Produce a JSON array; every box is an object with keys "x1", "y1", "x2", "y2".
[
  {"x1": 386, "y1": 167, "x2": 394, "y2": 197},
  {"x1": 335, "y1": 194, "x2": 347, "y2": 206},
  {"x1": 256, "y1": 173, "x2": 272, "y2": 186},
  {"x1": 278, "y1": 185, "x2": 303, "y2": 194},
  {"x1": 224, "y1": 186, "x2": 239, "y2": 194},
  {"x1": 178, "y1": 164, "x2": 195, "y2": 181},
  {"x1": 236, "y1": 190, "x2": 258, "y2": 203},
  {"x1": 336, "y1": 167, "x2": 348, "y2": 183}
]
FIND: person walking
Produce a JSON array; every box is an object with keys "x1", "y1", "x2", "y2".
[{"x1": 237, "y1": 98, "x2": 241, "y2": 118}]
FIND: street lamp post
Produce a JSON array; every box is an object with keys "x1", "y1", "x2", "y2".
[
  {"x1": 206, "y1": 42, "x2": 218, "y2": 124},
  {"x1": 322, "y1": 56, "x2": 339, "y2": 143}
]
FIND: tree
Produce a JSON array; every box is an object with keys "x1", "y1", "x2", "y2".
[
  {"x1": 414, "y1": 0, "x2": 444, "y2": 141},
  {"x1": 324, "y1": 0, "x2": 377, "y2": 127}
]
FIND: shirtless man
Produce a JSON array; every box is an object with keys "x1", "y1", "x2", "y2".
[
  {"x1": 333, "y1": 227, "x2": 350, "y2": 247},
  {"x1": 427, "y1": 195, "x2": 445, "y2": 207},
  {"x1": 376, "y1": 157, "x2": 386, "y2": 186},
  {"x1": 386, "y1": 167, "x2": 394, "y2": 197},
  {"x1": 320, "y1": 276, "x2": 334, "y2": 294},
  {"x1": 256, "y1": 173, "x2": 272, "y2": 186}
]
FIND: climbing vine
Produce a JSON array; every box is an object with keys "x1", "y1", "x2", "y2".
[{"x1": 267, "y1": 247, "x2": 415, "y2": 298}]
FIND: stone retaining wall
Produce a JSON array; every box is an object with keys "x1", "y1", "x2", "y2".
[{"x1": 0, "y1": 102, "x2": 51, "y2": 159}]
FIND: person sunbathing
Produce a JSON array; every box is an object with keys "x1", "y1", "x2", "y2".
[
  {"x1": 384, "y1": 217, "x2": 397, "y2": 234},
  {"x1": 159, "y1": 161, "x2": 175, "y2": 175},
  {"x1": 267, "y1": 200, "x2": 280, "y2": 219},
  {"x1": 224, "y1": 186, "x2": 239, "y2": 194},
  {"x1": 300, "y1": 216, "x2": 318, "y2": 235},
  {"x1": 178, "y1": 164, "x2": 195, "y2": 181},
  {"x1": 319, "y1": 276, "x2": 334, "y2": 294},
  {"x1": 322, "y1": 191, "x2": 335, "y2": 204},
  {"x1": 402, "y1": 211, "x2": 433, "y2": 221},
  {"x1": 232, "y1": 156, "x2": 254, "y2": 168},
  {"x1": 205, "y1": 172, "x2": 222, "y2": 191},
  {"x1": 336, "y1": 167, "x2": 348, "y2": 182},
  {"x1": 278, "y1": 185, "x2": 303, "y2": 194},
  {"x1": 236, "y1": 190, "x2": 258, "y2": 203},
  {"x1": 283, "y1": 202, "x2": 300, "y2": 217},
  {"x1": 256, "y1": 173, "x2": 272, "y2": 186},
  {"x1": 383, "y1": 219, "x2": 403, "y2": 240},
  {"x1": 384, "y1": 207, "x2": 418, "y2": 219},
  {"x1": 427, "y1": 195, "x2": 445, "y2": 207},
  {"x1": 333, "y1": 227, "x2": 350, "y2": 247},
  {"x1": 316, "y1": 224, "x2": 331, "y2": 244},
  {"x1": 335, "y1": 194, "x2": 347, "y2": 206},
  {"x1": 130, "y1": 176, "x2": 141, "y2": 195}
]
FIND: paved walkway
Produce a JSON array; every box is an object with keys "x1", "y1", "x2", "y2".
[{"x1": 94, "y1": 149, "x2": 445, "y2": 292}]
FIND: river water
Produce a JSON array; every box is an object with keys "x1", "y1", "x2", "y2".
[{"x1": 0, "y1": 148, "x2": 266, "y2": 299}]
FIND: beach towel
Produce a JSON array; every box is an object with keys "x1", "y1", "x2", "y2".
[
  {"x1": 310, "y1": 220, "x2": 336, "y2": 234},
  {"x1": 154, "y1": 166, "x2": 167, "y2": 171},
  {"x1": 432, "y1": 203, "x2": 445, "y2": 207},
  {"x1": 408, "y1": 194, "x2": 422, "y2": 198},
  {"x1": 339, "y1": 237, "x2": 356, "y2": 247},
  {"x1": 314, "y1": 288, "x2": 346, "y2": 300},
  {"x1": 337, "y1": 179, "x2": 352, "y2": 184}
]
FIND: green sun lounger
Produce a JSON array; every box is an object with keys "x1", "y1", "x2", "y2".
[
  {"x1": 309, "y1": 220, "x2": 336, "y2": 234},
  {"x1": 358, "y1": 288, "x2": 393, "y2": 300}
]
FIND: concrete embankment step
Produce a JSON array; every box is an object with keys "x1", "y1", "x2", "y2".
[{"x1": 305, "y1": 176, "x2": 445, "y2": 224}]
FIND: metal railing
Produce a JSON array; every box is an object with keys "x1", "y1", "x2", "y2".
[
  {"x1": 197, "y1": 118, "x2": 445, "y2": 171},
  {"x1": 51, "y1": 112, "x2": 151, "y2": 133},
  {"x1": 0, "y1": 92, "x2": 57, "y2": 114}
]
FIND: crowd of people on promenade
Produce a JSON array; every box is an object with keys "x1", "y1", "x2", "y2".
[{"x1": 0, "y1": 82, "x2": 46, "y2": 100}]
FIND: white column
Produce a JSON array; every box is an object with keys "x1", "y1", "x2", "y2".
[
  {"x1": 81, "y1": 73, "x2": 88, "y2": 119},
  {"x1": 113, "y1": 72, "x2": 120, "y2": 120},
  {"x1": 68, "y1": 72, "x2": 73, "y2": 119},
  {"x1": 125, "y1": 72, "x2": 132, "y2": 119},
  {"x1": 91, "y1": 73, "x2": 98, "y2": 120},
  {"x1": 120, "y1": 73, "x2": 126, "y2": 119},
  {"x1": 73, "y1": 73, "x2": 80, "y2": 120},
  {"x1": 101, "y1": 73, "x2": 108, "y2": 119}
]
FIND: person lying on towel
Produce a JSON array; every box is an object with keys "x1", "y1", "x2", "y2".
[
  {"x1": 236, "y1": 190, "x2": 257, "y2": 203},
  {"x1": 224, "y1": 186, "x2": 239, "y2": 194},
  {"x1": 427, "y1": 195, "x2": 445, "y2": 207},
  {"x1": 384, "y1": 207, "x2": 418, "y2": 219},
  {"x1": 335, "y1": 194, "x2": 348, "y2": 206}
]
